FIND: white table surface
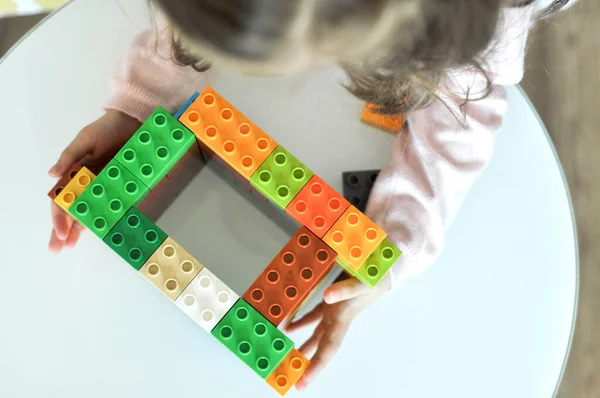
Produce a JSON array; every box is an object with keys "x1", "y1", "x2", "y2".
[{"x1": 0, "y1": 0, "x2": 578, "y2": 397}]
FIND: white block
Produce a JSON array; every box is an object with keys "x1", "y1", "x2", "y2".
[{"x1": 175, "y1": 268, "x2": 239, "y2": 332}]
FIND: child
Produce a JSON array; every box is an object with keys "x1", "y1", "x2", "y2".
[{"x1": 47, "y1": 0, "x2": 575, "y2": 390}]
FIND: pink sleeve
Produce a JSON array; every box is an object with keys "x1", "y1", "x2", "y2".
[
  {"x1": 103, "y1": 20, "x2": 208, "y2": 122},
  {"x1": 368, "y1": 6, "x2": 539, "y2": 288}
]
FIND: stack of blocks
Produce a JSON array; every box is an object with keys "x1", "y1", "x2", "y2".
[{"x1": 48, "y1": 87, "x2": 402, "y2": 395}]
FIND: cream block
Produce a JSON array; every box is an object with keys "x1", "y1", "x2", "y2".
[
  {"x1": 175, "y1": 268, "x2": 239, "y2": 332},
  {"x1": 139, "y1": 238, "x2": 203, "y2": 300}
]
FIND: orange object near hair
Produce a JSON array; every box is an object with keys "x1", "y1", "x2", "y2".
[{"x1": 360, "y1": 102, "x2": 405, "y2": 134}]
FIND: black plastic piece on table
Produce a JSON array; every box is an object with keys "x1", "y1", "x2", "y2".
[{"x1": 341, "y1": 169, "x2": 381, "y2": 213}]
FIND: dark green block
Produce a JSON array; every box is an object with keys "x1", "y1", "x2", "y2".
[
  {"x1": 115, "y1": 107, "x2": 196, "y2": 189},
  {"x1": 211, "y1": 299, "x2": 294, "y2": 379},
  {"x1": 69, "y1": 159, "x2": 149, "y2": 239},
  {"x1": 249, "y1": 145, "x2": 313, "y2": 210},
  {"x1": 103, "y1": 207, "x2": 168, "y2": 270}
]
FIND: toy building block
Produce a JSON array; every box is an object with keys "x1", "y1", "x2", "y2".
[
  {"x1": 53, "y1": 167, "x2": 96, "y2": 212},
  {"x1": 243, "y1": 226, "x2": 336, "y2": 326},
  {"x1": 47, "y1": 163, "x2": 82, "y2": 200},
  {"x1": 322, "y1": 205, "x2": 386, "y2": 272},
  {"x1": 338, "y1": 238, "x2": 402, "y2": 287},
  {"x1": 103, "y1": 207, "x2": 168, "y2": 271},
  {"x1": 266, "y1": 348, "x2": 310, "y2": 396},
  {"x1": 286, "y1": 175, "x2": 350, "y2": 238},
  {"x1": 136, "y1": 143, "x2": 205, "y2": 222},
  {"x1": 174, "y1": 92, "x2": 200, "y2": 119},
  {"x1": 360, "y1": 102, "x2": 405, "y2": 134},
  {"x1": 139, "y1": 237, "x2": 203, "y2": 300},
  {"x1": 179, "y1": 86, "x2": 278, "y2": 180},
  {"x1": 250, "y1": 145, "x2": 314, "y2": 210},
  {"x1": 212, "y1": 299, "x2": 294, "y2": 379},
  {"x1": 69, "y1": 159, "x2": 149, "y2": 239},
  {"x1": 342, "y1": 170, "x2": 380, "y2": 213},
  {"x1": 115, "y1": 107, "x2": 196, "y2": 190},
  {"x1": 175, "y1": 267, "x2": 239, "y2": 332}
]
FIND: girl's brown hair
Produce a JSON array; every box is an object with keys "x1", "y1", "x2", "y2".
[{"x1": 153, "y1": 0, "x2": 570, "y2": 117}]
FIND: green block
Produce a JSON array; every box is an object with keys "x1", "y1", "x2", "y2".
[
  {"x1": 69, "y1": 159, "x2": 149, "y2": 239},
  {"x1": 338, "y1": 238, "x2": 402, "y2": 288},
  {"x1": 336, "y1": 257, "x2": 361, "y2": 280},
  {"x1": 103, "y1": 207, "x2": 168, "y2": 270},
  {"x1": 211, "y1": 299, "x2": 294, "y2": 379},
  {"x1": 249, "y1": 145, "x2": 313, "y2": 210},
  {"x1": 115, "y1": 107, "x2": 196, "y2": 189}
]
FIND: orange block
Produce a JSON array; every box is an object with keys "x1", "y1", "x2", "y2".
[
  {"x1": 266, "y1": 348, "x2": 310, "y2": 396},
  {"x1": 286, "y1": 175, "x2": 350, "y2": 238},
  {"x1": 179, "y1": 87, "x2": 278, "y2": 179},
  {"x1": 322, "y1": 205, "x2": 386, "y2": 271},
  {"x1": 47, "y1": 163, "x2": 82, "y2": 200},
  {"x1": 243, "y1": 227, "x2": 336, "y2": 327},
  {"x1": 360, "y1": 102, "x2": 405, "y2": 133}
]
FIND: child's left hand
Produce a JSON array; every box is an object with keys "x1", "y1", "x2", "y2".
[{"x1": 284, "y1": 273, "x2": 391, "y2": 391}]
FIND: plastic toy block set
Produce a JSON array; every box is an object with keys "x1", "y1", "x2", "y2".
[{"x1": 47, "y1": 88, "x2": 402, "y2": 395}]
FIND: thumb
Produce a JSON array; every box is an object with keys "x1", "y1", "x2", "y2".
[
  {"x1": 49, "y1": 132, "x2": 92, "y2": 177},
  {"x1": 324, "y1": 278, "x2": 370, "y2": 304}
]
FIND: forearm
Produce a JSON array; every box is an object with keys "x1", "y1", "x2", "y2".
[
  {"x1": 367, "y1": 75, "x2": 508, "y2": 288},
  {"x1": 104, "y1": 18, "x2": 208, "y2": 122}
]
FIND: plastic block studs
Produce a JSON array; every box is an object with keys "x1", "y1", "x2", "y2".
[
  {"x1": 69, "y1": 159, "x2": 149, "y2": 239},
  {"x1": 179, "y1": 86, "x2": 277, "y2": 179},
  {"x1": 243, "y1": 227, "x2": 336, "y2": 326},
  {"x1": 48, "y1": 163, "x2": 82, "y2": 200},
  {"x1": 212, "y1": 299, "x2": 294, "y2": 379},
  {"x1": 360, "y1": 102, "x2": 405, "y2": 134},
  {"x1": 175, "y1": 267, "x2": 239, "y2": 332},
  {"x1": 323, "y1": 205, "x2": 386, "y2": 271},
  {"x1": 342, "y1": 170, "x2": 380, "y2": 213},
  {"x1": 103, "y1": 207, "x2": 168, "y2": 270},
  {"x1": 266, "y1": 348, "x2": 310, "y2": 396},
  {"x1": 53, "y1": 167, "x2": 96, "y2": 212},
  {"x1": 139, "y1": 237, "x2": 203, "y2": 300},
  {"x1": 286, "y1": 175, "x2": 350, "y2": 238},
  {"x1": 250, "y1": 145, "x2": 313, "y2": 210},
  {"x1": 115, "y1": 107, "x2": 196, "y2": 189},
  {"x1": 355, "y1": 238, "x2": 402, "y2": 287}
]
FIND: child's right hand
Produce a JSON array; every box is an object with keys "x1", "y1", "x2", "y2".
[{"x1": 48, "y1": 110, "x2": 142, "y2": 254}]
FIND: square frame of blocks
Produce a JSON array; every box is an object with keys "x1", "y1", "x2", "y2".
[{"x1": 47, "y1": 87, "x2": 403, "y2": 395}]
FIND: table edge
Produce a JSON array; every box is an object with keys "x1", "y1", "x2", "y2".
[{"x1": 515, "y1": 85, "x2": 580, "y2": 398}]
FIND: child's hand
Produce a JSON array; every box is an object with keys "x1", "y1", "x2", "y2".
[
  {"x1": 48, "y1": 110, "x2": 142, "y2": 254},
  {"x1": 284, "y1": 273, "x2": 392, "y2": 390}
]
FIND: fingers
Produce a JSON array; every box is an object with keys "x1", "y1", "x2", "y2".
[
  {"x1": 48, "y1": 229, "x2": 66, "y2": 254},
  {"x1": 298, "y1": 323, "x2": 325, "y2": 359},
  {"x1": 64, "y1": 222, "x2": 83, "y2": 248},
  {"x1": 51, "y1": 202, "x2": 73, "y2": 240},
  {"x1": 296, "y1": 321, "x2": 350, "y2": 391},
  {"x1": 284, "y1": 304, "x2": 324, "y2": 334},
  {"x1": 48, "y1": 131, "x2": 92, "y2": 177},
  {"x1": 324, "y1": 278, "x2": 371, "y2": 304}
]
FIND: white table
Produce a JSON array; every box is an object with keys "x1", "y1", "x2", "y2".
[{"x1": 0, "y1": 0, "x2": 577, "y2": 397}]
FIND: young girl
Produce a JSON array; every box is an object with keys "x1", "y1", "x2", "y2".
[{"x1": 48, "y1": 0, "x2": 575, "y2": 390}]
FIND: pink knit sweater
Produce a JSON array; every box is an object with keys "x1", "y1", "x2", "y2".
[{"x1": 104, "y1": 1, "x2": 569, "y2": 289}]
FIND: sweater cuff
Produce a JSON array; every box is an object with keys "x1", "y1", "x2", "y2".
[
  {"x1": 103, "y1": 82, "x2": 169, "y2": 123},
  {"x1": 385, "y1": 243, "x2": 418, "y2": 292}
]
